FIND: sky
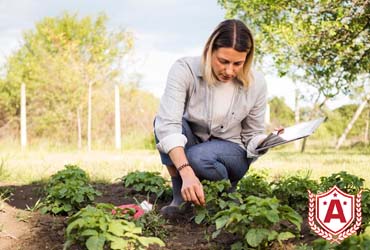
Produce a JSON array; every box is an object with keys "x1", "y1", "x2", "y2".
[{"x1": 0, "y1": 0, "x2": 352, "y2": 110}]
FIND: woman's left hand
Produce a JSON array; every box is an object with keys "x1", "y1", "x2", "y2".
[{"x1": 274, "y1": 126, "x2": 284, "y2": 135}]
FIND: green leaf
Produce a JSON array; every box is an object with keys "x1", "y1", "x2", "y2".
[
  {"x1": 231, "y1": 241, "x2": 244, "y2": 250},
  {"x1": 86, "y1": 235, "x2": 105, "y2": 250},
  {"x1": 215, "y1": 216, "x2": 229, "y2": 230},
  {"x1": 108, "y1": 220, "x2": 124, "y2": 236},
  {"x1": 277, "y1": 232, "x2": 295, "y2": 242},
  {"x1": 63, "y1": 240, "x2": 73, "y2": 250},
  {"x1": 265, "y1": 211, "x2": 279, "y2": 223},
  {"x1": 246, "y1": 228, "x2": 268, "y2": 247},
  {"x1": 212, "y1": 229, "x2": 221, "y2": 239},
  {"x1": 195, "y1": 210, "x2": 206, "y2": 224},
  {"x1": 267, "y1": 230, "x2": 278, "y2": 241},
  {"x1": 110, "y1": 237, "x2": 128, "y2": 249},
  {"x1": 81, "y1": 229, "x2": 99, "y2": 237},
  {"x1": 66, "y1": 218, "x2": 85, "y2": 236},
  {"x1": 51, "y1": 206, "x2": 63, "y2": 214},
  {"x1": 137, "y1": 237, "x2": 165, "y2": 247},
  {"x1": 64, "y1": 203, "x2": 72, "y2": 212}
]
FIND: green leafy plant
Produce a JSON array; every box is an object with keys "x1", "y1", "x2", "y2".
[
  {"x1": 120, "y1": 171, "x2": 170, "y2": 198},
  {"x1": 194, "y1": 179, "x2": 235, "y2": 224},
  {"x1": 64, "y1": 203, "x2": 165, "y2": 250},
  {"x1": 238, "y1": 171, "x2": 273, "y2": 198},
  {"x1": 213, "y1": 196, "x2": 302, "y2": 249},
  {"x1": 319, "y1": 171, "x2": 364, "y2": 194},
  {"x1": 360, "y1": 189, "x2": 370, "y2": 232},
  {"x1": 40, "y1": 165, "x2": 101, "y2": 215},
  {"x1": 135, "y1": 210, "x2": 168, "y2": 240},
  {"x1": 272, "y1": 172, "x2": 319, "y2": 214},
  {"x1": 335, "y1": 233, "x2": 370, "y2": 249},
  {"x1": 307, "y1": 233, "x2": 370, "y2": 250}
]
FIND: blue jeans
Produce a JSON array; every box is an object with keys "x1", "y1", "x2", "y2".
[{"x1": 154, "y1": 118, "x2": 252, "y2": 187}]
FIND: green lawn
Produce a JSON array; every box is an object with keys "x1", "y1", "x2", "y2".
[{"x1": 1, "y1": 142, "x2": 369, "y2": 187}]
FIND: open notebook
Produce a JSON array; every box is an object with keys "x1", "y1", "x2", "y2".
[{"x1": 256, "y1": 117, "x2": 327, "y2": 152}]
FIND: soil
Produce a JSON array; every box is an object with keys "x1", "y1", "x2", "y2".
[{"x1": 0, "y1": 183, "x2": 312, "y2": 250}]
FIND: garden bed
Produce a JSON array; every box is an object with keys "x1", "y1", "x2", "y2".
[
  {"x1": 1, "y1": 169, "x2": 369, "y2": 250},
  {"x1": 0, "y1": 183, "x2": 245, "y2": 250}
]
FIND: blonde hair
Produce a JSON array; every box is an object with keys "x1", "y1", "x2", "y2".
[{"x1": 202, "y1": 19, "x2": 254, "y2": 88}]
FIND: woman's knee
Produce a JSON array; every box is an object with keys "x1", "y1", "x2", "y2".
[{"x1": 186, "y1": 146, "x2": 228, "y2": 181}]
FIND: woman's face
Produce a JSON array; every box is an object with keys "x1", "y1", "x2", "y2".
[{"x1": 211, "y1": 47, "x2": 247, "y2": 83}]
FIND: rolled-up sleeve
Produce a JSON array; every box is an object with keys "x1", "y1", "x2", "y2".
[
  {"x1": 154, "y1": 59, "x2": 191, "y2": 154},
  {"x1": 241, "y1": 73, "x2": 268, "y2": 158}
]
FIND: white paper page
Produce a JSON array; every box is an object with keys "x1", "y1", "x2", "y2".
[{"x1": 277, "y1": 117, "x2": 326, "y2": 141}]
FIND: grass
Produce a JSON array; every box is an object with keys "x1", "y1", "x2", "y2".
[
  {"x1": 253, "y1": 147, "x2": 370, "y2": 187},
  {"x1": 0, "y1": 148, "x2": 166, "y2": 184},
  {"x1": 0, "y1": 140, "x2": 369, "y2": 187}
]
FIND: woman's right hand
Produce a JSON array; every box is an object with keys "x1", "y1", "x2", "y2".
[{"x1": 179, "y1": 167, "x2": 205, "y2": 206}]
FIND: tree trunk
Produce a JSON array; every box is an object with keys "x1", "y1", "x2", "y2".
[
  {"x1": 20, "y1": 83, "x2": 27, "y2": 149},
  {"x1": 335, "y1": 99, "x2": 368, "y2": 150},
  {"x1": 77, "y1": 106, "x2": 82, "y2": 149},
  {"x1": 365, "y1": 108, "x2": 369, "y2": 145},
  {"x1": 294, "y1": 88, "x2": 300, "y2": 150},
  {"x1": 87, "y1": 81, "x2": 92, "y2": 151},
  {"x1": 115, "y1": 84, "x2": 122, "y2": 150}
]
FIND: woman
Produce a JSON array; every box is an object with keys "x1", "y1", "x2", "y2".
[{"x1": 154, "y1": 19, "x2": 268, "y2": 217}]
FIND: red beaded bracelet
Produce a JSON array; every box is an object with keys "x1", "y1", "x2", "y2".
[{"x1": 177, "y1": 162, "x2": 190, "y2": 172}]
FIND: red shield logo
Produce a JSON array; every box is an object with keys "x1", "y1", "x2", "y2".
[
  {"x1": 308, "y1": 186, "x2": 362, "y2": 243},
  {"x1": 315, "y1": 186, "x2": 354, "y2": 235}
]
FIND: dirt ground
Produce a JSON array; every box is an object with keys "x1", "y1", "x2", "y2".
[{"x1": 0, "y1": 182, "x2": 253, "y2": 250}]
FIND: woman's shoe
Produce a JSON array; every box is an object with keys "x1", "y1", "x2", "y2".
[{"x1": 159, "y1": 203, "x2": 192, "y2": 220}]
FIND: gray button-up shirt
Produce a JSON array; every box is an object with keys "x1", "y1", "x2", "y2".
[{"x1": 154, "y1": 56, "x2": 267, "y2": 158}]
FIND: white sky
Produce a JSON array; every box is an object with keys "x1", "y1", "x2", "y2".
[{"x1": 0, "y1": 0, "x2": 352, "y2": 110}]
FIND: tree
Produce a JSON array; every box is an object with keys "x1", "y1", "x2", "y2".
[
  {"x1": 335, "y1": 96, "x2": 369, "y2": 149},
  {"x1": 219, "y1": 0, "x2": 369, "y2": 98},
  {"x1": 219, "y1": 0, "x2": 369, "y2": 150},
  {"x1": 335, "y1": 76, "x2": 370, "y2": 149},
  {"x1": 268, "y1": 96, "x2": 294, "y2": 128},
  {"x1": 1, "y1": 13, "x2": 133, "y2": 149}
]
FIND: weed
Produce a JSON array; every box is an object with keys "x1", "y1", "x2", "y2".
[
  {"x1": 26, "y1": 198, "x2": 43, "y2": 212},
  {"x1": 136, "y1": 210, "x2": 168, "y2": 240}
]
